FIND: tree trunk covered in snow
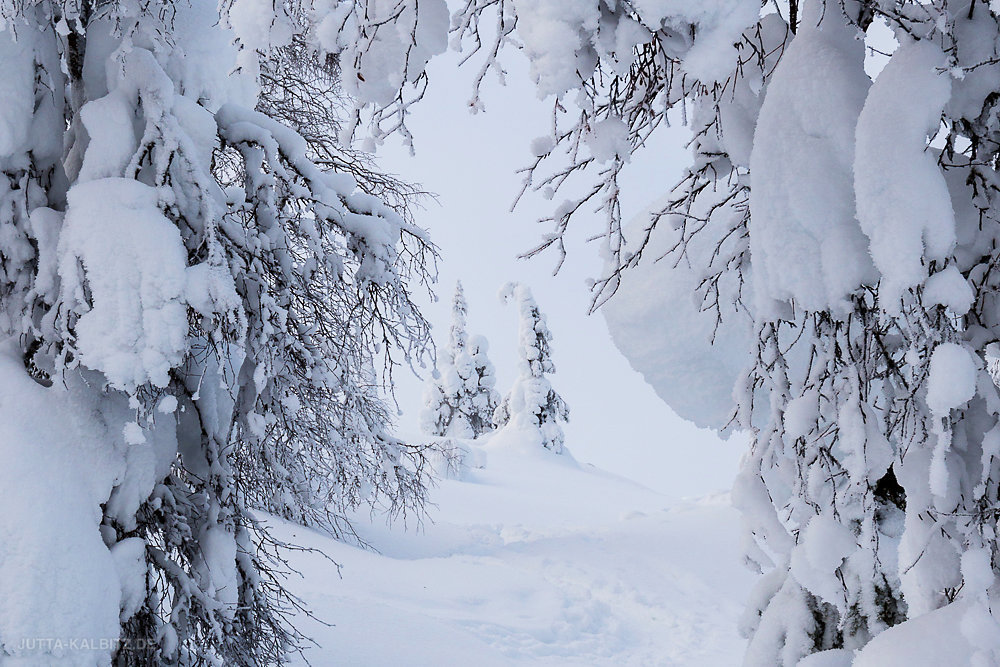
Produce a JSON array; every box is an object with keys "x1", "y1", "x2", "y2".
[
  {"x1": 315, "y1": 0, "x2": 1000, "y2": 663},
  {"x1": 0, "y1": 0, "x2": 435, "y2": 663}
]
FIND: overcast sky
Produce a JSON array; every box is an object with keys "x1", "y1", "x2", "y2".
[{"x1": 374, "y1": 49, "x2": 745, "y2": 499}]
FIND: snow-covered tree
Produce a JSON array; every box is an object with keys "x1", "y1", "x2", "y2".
[
  {"x1": 422, "y1": 280, "x2": 500, "y2": 438},
  {"x1": 494, "y1": 283, "x2": 569, "y2": 453},
  {"x1": 315, "y1": 0, "x2": 1000, "y2": 663},
  {"x1": 0, "y1": 1, "x2": 434, "y2": 663}
]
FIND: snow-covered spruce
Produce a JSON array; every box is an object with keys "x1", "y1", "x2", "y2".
[
  {"x1": 422, "y1": 281, "x2": 500, "y2": 439},
  {"x1": 494, "y1": 283, "x2": 569, "y2": 454},
  {"x1": 313, "y1": 0, "x2": 1000, "y2": 663},
  {"x1": 0, "y1": 2, "x2": 434, "y2": 664}
]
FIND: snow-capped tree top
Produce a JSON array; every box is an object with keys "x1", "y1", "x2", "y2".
[
  {"x1": 500, "y1": 281, "x2": 556, "y2": 378},
  {"x1": 448, "y1": 280, "x2": 469, "y2": 363}
]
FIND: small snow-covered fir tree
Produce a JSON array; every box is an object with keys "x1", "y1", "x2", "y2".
[
  {"x1": 494, "y1": 283, "x2": 569, "y2": 453},
  {"x1": 422, "y1": 281, "x2": 500, "y2": 438}
]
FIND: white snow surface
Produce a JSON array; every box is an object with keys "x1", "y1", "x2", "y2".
[
  {"x1": 278, "y1": 423, "x2": 754, "y2": 665},
  {"x1": 0, "y1": 341, "x2": 131, "y2": 663},
  {"x1": 923, "y1": 264, "x2": 974, "y2": 314}
]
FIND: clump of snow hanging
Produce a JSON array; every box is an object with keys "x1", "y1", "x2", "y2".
[
  {"x1": 512, "y1": 0, "x2": 600, "y2": 96},
  {"x1": 924, "y1": 343, "x2": 978, "y2": 501},
  {"x1": 199, "y1": 524, "x2": 239, "y2": 614},
  {"x1": 602, "y1": 197, "x2": 754, "y2": 432},
  {"x1": 597, "y1": 15, "x2": 650, "y2": 76},
  {"x1": 227, "y1": 0, "x2": 294, "y2": 59},
  {"x1": 530, "y1": 135, "x2": 555, "y2": 157},
  {"x1": 923, "y1": 265, "x2": 974, "y2": 314},
  {"x1": 961, "y1": 547, "x2": 994, "y2": 594},
  {"x1": 279, "y1": 423, "x2": 752, "y2": 666},
  {"x1": 167, "y1": 0, "x2": 256, "y2": 110},
  {"x1": 802, "y1": 513, "x2": 857, "y2": 575},
  {"x1": 836, "y1": 391, "x2": 894, "y2": 485},
  {"x1": 749, "y1": 4, "x2": 876, "y2": 314},
  {"x1": 111, "y1": 537, "x2": 149, "y2": 622},
  {"x1": 184, "y1": 261, "x2": 242, "y2": 318},
  {"x1": 789, "y1": 513, "x2": 858, "y2": 617},
  {"x1": 76, "y1": 87, "x2": 139, "y2": 182},
  {"x1": 713, "y1": 15, "x2": 788, "y2": 171},
  {"x1": 157, "y1": 395, "x2": 179, "y2": 414},
  {"x1": 853, "y1": 600, "x2": 974, "y2": 666},
  {"x1": 854, "y1": 40, "x2": 955, "y2": 310},
  {"x1": 58, "y1": 179, "x2": 189, "y2": 391},
  {"x1": 123, "y1": 421, "x2": 146, "y2": 446},
  {"x1": 0, "y1": 30, "x2": 37, "y2": 159},
  {"x1": 630, "y1": 0, "x2": 760, "y2": 82},
  {"x1": 585, "y1": 117, "x2": 630, "y2": 163},
  {"x1": 926, "y1": 342, "x2": 977, "y2": 416},
  {"x1": 315, "y1": 0, "x2": 449, "y2": 108},
  {"x1": 783, "y1": 391, "x2": 819, "y2": 440}
]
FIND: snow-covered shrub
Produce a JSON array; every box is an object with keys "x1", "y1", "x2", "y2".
[
  {"x1": 312, "y1": 0, "x2": 1000, "y2": 663},
  {"x1": 426, "y1": 436, "x2": 489, "y2": 480},
  {"x1": 0, "y1": 1, "x2": 434, "y2": 663},
  {"x1": 494, "y1": 282, "x2": 569, "y2": 453},
  {"x1": 422, "y1": 281, "x2": 500, "y2": 438}
]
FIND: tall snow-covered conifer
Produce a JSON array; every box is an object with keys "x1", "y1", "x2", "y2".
[
  {"x1": 319, "y1": 0, "x2": 1000, "y2": 663},
  {"x1": 0, "y1": 0, "x2": 435, "y2": 663},
  {"x1": 494, "y1": 283, "x2": 569, "y2": 453},
  {"x1": 422, "y1": 280, "x2": 500, "y2": 438}
]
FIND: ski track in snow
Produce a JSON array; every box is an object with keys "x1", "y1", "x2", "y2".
[{"x1": 274, "y1": 428, "x2": 751, "y2": 666}]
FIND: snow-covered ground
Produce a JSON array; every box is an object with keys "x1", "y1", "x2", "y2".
[{"x1": 274, "y1": 425, "x2": 753, "y2": 665}]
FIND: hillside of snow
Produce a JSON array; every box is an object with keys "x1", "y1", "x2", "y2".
[{"x1": 273, "y1": 424, "x2": 754, "y2": 665}]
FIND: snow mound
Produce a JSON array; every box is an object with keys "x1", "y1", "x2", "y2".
[
  {"x1": 58, "y1": 179, "x2": 189, "y2": 391},
  {"x1": 853, "y1": 601, "x2": 974, "y2": 667}
]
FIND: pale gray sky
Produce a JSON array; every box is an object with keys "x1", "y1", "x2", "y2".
[{"x1": 376, "y1": 49, "x2": 745, "y2": 499}]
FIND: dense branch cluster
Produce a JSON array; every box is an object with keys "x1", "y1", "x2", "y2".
[{"x1": 0, "y1": 0, "x2": 436, "y2": 663}]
